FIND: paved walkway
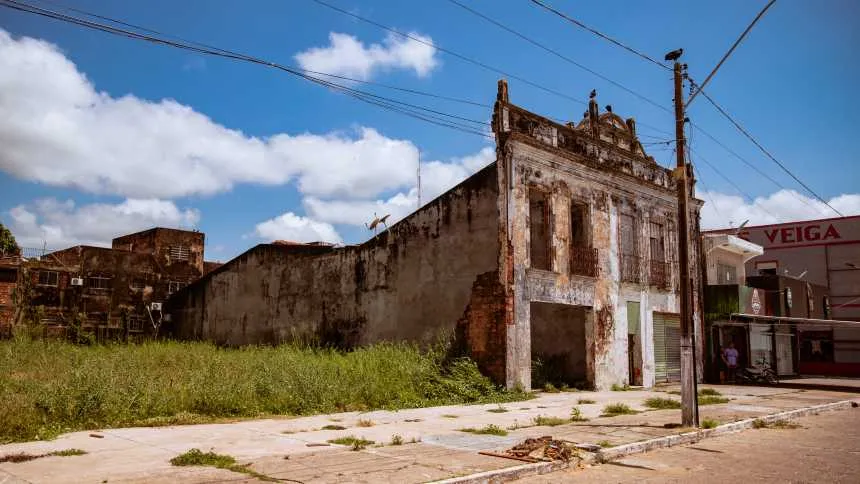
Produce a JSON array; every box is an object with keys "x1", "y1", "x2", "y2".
[
  {"x1": 523, "y1": 404, "x2": 860, "y2": 483},
  {"x1": 0, "y1": 385, "x2": 856, "y2": 483}
]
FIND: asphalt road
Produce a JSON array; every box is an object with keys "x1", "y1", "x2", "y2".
[{"x1": 524, "y1": 406, "x2": 860, "y2": 483}]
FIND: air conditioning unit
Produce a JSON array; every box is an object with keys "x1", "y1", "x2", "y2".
[
  {"x1": 70, "y1": 277, "x2": 84, "y2": 286},
  {"x1": 150, "y1": 302, "x2": 163, "y2": 311}
]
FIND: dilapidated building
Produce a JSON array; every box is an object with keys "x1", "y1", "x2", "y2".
[
  {"x1": 9, "y1": 227, "x2": 207, "y2": 340},
  {"x1": 168, "y1": 81, "x2": 704, "y2": 390}
]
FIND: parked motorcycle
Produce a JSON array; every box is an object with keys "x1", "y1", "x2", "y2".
[{"x1": 736, "y1": 358, "x2": 779, "y2": 385}]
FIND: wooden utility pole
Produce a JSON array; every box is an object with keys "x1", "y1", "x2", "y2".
[{"x1": 672, "y1": 58, "x2": 699, "y2": 427}]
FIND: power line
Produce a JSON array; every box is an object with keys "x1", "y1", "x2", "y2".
[
  {"x1": 689, "y1": 147, "x2": 779, "y2": 221},
  {"x1": 528, "y1": 0, "x2": 670, "y2": 71},
  {"x1": 32, "y1": 0, "x2": 493, "y2": 109},
  {"x1": 1, "y1": 0, "x2": 493, "y2": 139},
  {"x1": 528, "y1": 0, "x2": 833, "y2": 216},
  {"x1": 691, "y1": 83, "x2": 842, "y2": 216},
  {"x1": 444, "y1": 0, "x2": 672, "y2": 116},
  {"x1": 307, "y1": 0, "x2": 588, "y2": 106},
  {"x1": 687, "y1": 0, "x2": 777, "y2": 106}
]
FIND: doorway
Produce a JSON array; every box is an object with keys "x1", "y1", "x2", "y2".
[{"x1": 530, "y1": 302, "x2": 589, "y2": 389}]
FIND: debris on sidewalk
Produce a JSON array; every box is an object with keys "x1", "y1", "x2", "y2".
[{"x1": 486, "y1": 436, "x2": 577, "y2": 463}]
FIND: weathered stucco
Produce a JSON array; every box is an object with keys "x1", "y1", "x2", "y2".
[
  {"x1": 168, "y1": 165, "x2": 503, "y2": 367},
  {"x1": 494, "y1": 81, "x2": 704, "y2": 390}
]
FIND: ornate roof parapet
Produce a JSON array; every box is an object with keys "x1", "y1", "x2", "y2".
[{"x1": 493, "y1": 81, "x2": 674, "y2": 192}]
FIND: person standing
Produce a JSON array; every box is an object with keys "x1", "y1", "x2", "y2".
[{"x1": 722, "y1": 341, "x2": 740, "y2": 383}]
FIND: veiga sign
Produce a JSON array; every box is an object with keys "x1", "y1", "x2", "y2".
[{"x1": 738, "y1": 223, "x2": 842, "y2": 246}]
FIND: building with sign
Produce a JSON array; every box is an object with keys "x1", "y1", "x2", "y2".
[{"x1": 704, "y1": 215, "x2": 860, "y2": 377}]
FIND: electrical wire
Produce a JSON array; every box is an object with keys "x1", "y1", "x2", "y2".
[
  {"x1": 1, "y1": 0, "x2": 493, "y2": 139},
  {"x1": 528, "y1": 0, "x2": 670, "y2": 71},
  {"x1": 31, "y1": 0, "x2": 493, "y2": 109},
  {"x1": 526, "y1": 0, "x2": 833, "y2": 218},
  {"x1": 307, "y1": 0, "x2": 588, "y2": 106},
  {"x1": 444, "y1": 0, "x2": 672, "y2": 115},
  {"x1": 687, "y1": 0, "x2": 777, "y2": 106},
  {"x1": 692, "y1": 84, "x2": 842, "y2": 217}
]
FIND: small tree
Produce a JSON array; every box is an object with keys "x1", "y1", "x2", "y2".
[{"x1": 0, "y1": 223, "x2": 19, "y2": 256}]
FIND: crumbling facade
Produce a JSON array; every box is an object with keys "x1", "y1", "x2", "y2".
[
  {"x1": 10, "y1": 228, "x2": 206, "y2": 340},
  {"x1": 169, "y1": 81, "x2": 704, "y2": 390}
]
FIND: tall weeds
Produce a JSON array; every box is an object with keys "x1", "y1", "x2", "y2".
[{"x1": 0, "y1": 337, "x2": 527, "y2": 443}]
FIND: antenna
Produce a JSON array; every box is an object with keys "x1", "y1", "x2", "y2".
[{"x1": 417, "y1": 157, "x2": 422, "y2": 208}]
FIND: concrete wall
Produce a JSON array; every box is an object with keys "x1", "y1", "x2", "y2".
[{"x1": 169, "y1": 164, "x2": 503, "y2": 364}]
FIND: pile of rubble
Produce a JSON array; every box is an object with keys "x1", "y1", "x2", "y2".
[{"x1": 504, "y1": 436, "x2": 575, "y2": 462}]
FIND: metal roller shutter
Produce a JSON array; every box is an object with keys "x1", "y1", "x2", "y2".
[{"x1": 653, "y1": 312, "x2": 681, "y2": 383}]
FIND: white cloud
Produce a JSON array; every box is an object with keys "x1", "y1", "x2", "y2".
[
  {"x1": 6, "y1": 198, "x2": 200, "y2": 248},
  {"x1": 295, "y1": 32, "x2": 438, "y2": 80},
  {"x1": 301, "y1": 146, "x2": 495, "y2": 228},
  {"x1": 253, "y1": 212, "x2": 342, "y2": 244},
  {"x1": 0, "y1": 29, "x2": 422, "y2": 200},
  {"x1": 699, "y1": 189, "x2": 860, "y2": 229}
]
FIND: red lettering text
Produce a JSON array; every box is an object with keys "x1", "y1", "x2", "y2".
[
  {"x1": 781, "y1": 227, "x2": 795, "y2": 243},
  {"x1": 823, "y1": 224, "x2": 841, "y2": 240},
  {"x1": 803, "y1": 225, "x2": 821, "y2": 241},
  {"x1": 765, "y1": 229, "x2": 779, "y2": 243}
]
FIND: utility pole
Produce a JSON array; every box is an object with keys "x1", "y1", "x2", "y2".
[{"x1": 671, "y1": 55, "x2": 699, "y2": 427}]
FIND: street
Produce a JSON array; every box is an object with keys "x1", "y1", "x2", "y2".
[{"x1": 524, "y1": 406, "x2": 860, "y2": 483}]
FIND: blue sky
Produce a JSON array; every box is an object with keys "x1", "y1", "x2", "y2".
[{"x1": 1, "y1": 0, "x2": 858, "y2": 261}]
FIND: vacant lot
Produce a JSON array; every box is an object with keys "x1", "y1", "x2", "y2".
[{"x1": 0, "y1": 338, "x2": 527, "y2": 443}]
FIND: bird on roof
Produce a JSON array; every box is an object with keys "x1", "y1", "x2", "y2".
[
  {"x1": 589, "y1": 89, "x2": 597, "y2": 99},
  {"x1": 605, "y1": 105, "x2": 612, "y2": 113},
  {"x1": 664, "y1": 48, "x2": 683, "y2": 62}
]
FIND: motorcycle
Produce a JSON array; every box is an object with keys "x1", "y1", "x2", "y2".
[{"x1": 736, "y1": 358, "x2": 779, "y2": 385}]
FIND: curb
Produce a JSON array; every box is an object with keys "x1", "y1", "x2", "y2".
[
  {"x1": 597, "y1": 399, "x2": 854, "y2": 462},
  {"x1": 432, "y1": 460, "x2": 570, "y2": 484},
  {"x1": 432, "y1": 399, "x2": 855, "y2": 484}
]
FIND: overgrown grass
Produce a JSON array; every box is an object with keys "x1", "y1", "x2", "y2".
[
  {"x1": 569, "y1": 407, "x2": 588, "y2": 422},
  {"x1": 577, "y1": 398, "x2": 596, "y2": 405},
  {"x1": 390, "y1": 434, "x2": 403, "y2": 445},
  {"x1": 698, "y1": 395, "x2": 730, "y2": 406},
  {"x1": 459, "y1": 424, "x2": 508, "y2": 436},
  {"x1": 170, "y1": 448, "x2": 277, "y2": 482},
  {"x1": 356, "y1": 419, "x2": 374, "y2": 427},
  {"x1": 321, "y1": 424, "x2": 347, "y2": 430},
  {"x1": 596, "y1": 440, "x2": 613, "y2": 448},
  {"x1": 644, "y1": 397, "x2": 682, "y2": 410},
  {"x1": 487, "y1": 405, "x2": 509, "y2": 413},
  {"x1": 601, "y1": 403, "x2": 638, "y2": 417},
  {"x1": 752, "y1": 419, "x2": 801, "y2": 430},
  {"x1": 0, "y1": 338, "x2": 530, "y2": 443},
  {"x1": 532, "y1": 415, "x2": 568, "y2": 427},
  {"x1": 327, "y1": 435, "x2": 375, "y2": 450},
  {"x1": 698, "y1": 388, "x2": 721, "y2": 396},
  {"x1": 611, "y1": 384, "x2": 633, "y2": 391},
  {"x1": 0, "y1": 448, "x2": 86, "y2": 464}
]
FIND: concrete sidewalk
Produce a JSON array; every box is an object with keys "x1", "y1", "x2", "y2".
[{"x1": 0, "y1": 385, "x2": 856, "y2": 483}]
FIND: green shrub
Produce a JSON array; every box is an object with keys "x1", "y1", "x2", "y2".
[
  {"x1": 644, "y1": 397, "x2": 682, "y2": 410},
  {"x1": 487, "y1": 405, "x2": 509, "y2": 413},
  {"x1": 601, "y1": 403, "x2": 638, "y2": 417},
  {"x1": 698, "y1": 395, "x2": 730, "y2": 406},
  {"x1": 390, "y1": 434, "x2": 403, "y2": 445},
  {"x1": 701, "y1": 419, "x2": 719, "y2": 429},
  {"x1": 170, "y1": 448, "x2": 277, "y2": 481},
  {"x1": 0, "y1": 339, "x2": 528, "y2": 443},
  {"x1": 569, "y1": 407, "x2": 588, "y2": 422},
  {"x1": 328, "y1": 436, "x2": 375, "y2": 449},
  {"x1": 532, "y1": 415, "x2": 568, "y2": 427},
  {"x1": 459, "y1": 424, "x2": 507, "y2": 436},
  {"x1": 698, "y1": 388, "x2": 721, "y2": 396},
  {"x1": 596, "y1": 440, "x2": 612, "y2": 448},
  {"x1": 611, "y1": 384, "x2": 632, "y2": 391}
]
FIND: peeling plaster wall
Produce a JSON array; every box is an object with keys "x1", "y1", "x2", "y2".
[
  {"x1": 169, "y1": 164, "x2": 503, "y2": 360},
  {"x1": 503, "y1": 139, "x2": 702, "y2": 391}
]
